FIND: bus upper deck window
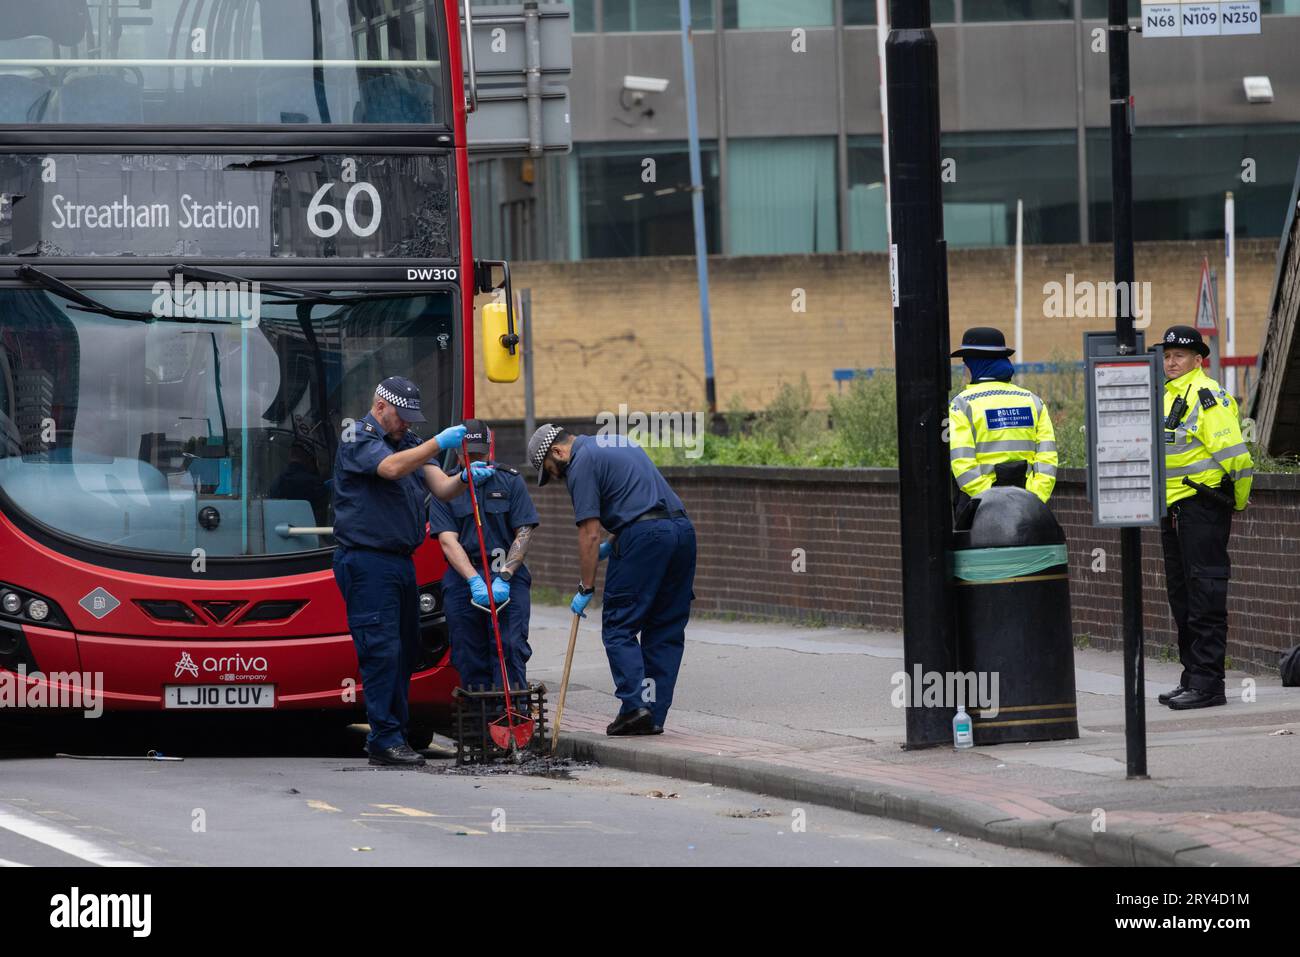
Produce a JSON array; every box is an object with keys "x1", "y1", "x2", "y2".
[{"x1": 0, "y1": 1, "x2": 90, "y2": 47}]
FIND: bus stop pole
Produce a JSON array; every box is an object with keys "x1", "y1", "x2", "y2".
[
  {"x1": 679, "y1": 0, "x2": 717, "y2": 415},
  {"x1": 1108, "y1": 0, "x2": 1148, "y2": 779},
  {"x1": 887, "y1": 0, "x2": 957, "y2": 748},
  {"x1": 522, "y1": 289, "x2": 535, "y2": 443}
]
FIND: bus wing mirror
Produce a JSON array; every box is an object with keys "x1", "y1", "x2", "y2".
[{"x1": 474, "y1": 259, "x2": 520, "y2": 384}]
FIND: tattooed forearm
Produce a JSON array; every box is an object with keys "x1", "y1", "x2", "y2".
[{"x1": 504, "y1": 524, "x2": 536, "y2": 576}]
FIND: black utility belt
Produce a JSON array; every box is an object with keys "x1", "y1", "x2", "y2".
[
  {"x1": 632, "y1": 507, "x2": 685, "y2": 525},
  {"x1": 343, "y1": 544, "x2": 418, "y2": 558},
  {"x1": 1182, "y1": 478, "x2": 1234, "y2": 509}
]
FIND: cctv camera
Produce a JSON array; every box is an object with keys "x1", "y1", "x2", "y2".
[
  {"x1": 623, "y1": 75, "x2": 670, "y2": 95},
  {"x1": 1243, "y1": 76, "x2": 1273, "y2": 104}
]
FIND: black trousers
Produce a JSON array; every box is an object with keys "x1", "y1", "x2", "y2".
[{"x1": 1159, "y1": 493, "x2": 1233, "y2": 694}]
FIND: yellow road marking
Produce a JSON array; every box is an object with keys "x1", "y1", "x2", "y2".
[
  {"x1": 366, "y1": 804, "x2": 438, "y2": 818},
  {"x1": 306, "y1": 800, "x2": 342, "y2": 813}
]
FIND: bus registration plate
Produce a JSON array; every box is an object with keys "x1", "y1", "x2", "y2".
[{"x1": 164, "y1": 685, "x2": 276, "y2": 710}]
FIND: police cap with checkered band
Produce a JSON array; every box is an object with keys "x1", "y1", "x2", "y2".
[
  {"x1": 375, "y1": 376, "x2": 426, "y2": 423},
  {"x1": 1161, "y1": 325, "x2": 1210, "y2": 358},
  {"x1": 526, "y1": 423, "x2": 564, "y2": 487}
]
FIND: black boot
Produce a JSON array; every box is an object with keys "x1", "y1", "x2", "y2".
[
  {"x1": 606, "y1": 708, "x2": 654, "y2": 736},
  {"x1": 1167, "y1": 689, "x2": 1227, "y2": 710},
  {"x1": 1157, "y1": 685, "x2": 1187, "y2": 705}
]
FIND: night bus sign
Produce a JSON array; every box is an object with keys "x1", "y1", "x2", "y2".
[
  {"x1": 0, "y1": 153, "x2": 454, "y2": 261},
  {"x1": 1140, "y1": 1, "x2": 1261, "y2": 37}
]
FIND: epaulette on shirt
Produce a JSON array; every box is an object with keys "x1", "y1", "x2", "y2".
[
  {"x1": 1198, "y1": 388, "x2": 1218, "y2": 411},
  {"x1": 489, "y1": 462, "x2": 520, "y2": 475},
  {"x1": 364, "y1": 423, "x2": 376, "y2": 433}
]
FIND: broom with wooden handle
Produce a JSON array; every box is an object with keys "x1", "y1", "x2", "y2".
[{"x1": 550, "y1": 612, "x2": 581, "y2": 751}]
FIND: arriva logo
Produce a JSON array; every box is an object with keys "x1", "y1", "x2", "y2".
[
  {"x1": 174, "y1": 652, "x2": 200, "y2": 678},
  {"x1": 202, "y1": 654, "x2": 268, "y2": 673},
  {"x1": 173, "y1": 652, "x2": 268, "y2": 675}
]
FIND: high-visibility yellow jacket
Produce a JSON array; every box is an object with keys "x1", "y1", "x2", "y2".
[
  {"x1": 1163, "y1": 367, "x2": 1252, "y2": 510},
  {"x1": 948, "y1": 381, "x2": 1057, "y2": 504}
]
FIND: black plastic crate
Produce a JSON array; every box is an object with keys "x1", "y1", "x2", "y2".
[{"x1": 451, "y1": 683, "x2": 549, "y2": 765}]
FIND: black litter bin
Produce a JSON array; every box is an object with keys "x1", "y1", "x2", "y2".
[{"x1": 951, "y1": 486, "x2": 1078, "y2": 745}]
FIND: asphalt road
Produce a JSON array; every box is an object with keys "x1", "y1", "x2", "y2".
[{"x1": 0, "y1": 716, "x2": 1070, "y2": 867}]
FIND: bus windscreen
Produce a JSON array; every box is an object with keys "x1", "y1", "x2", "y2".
[
  {"x1": 0, "y1": 0, "x2": 449, "y2": 127},
  {"x1": 0, "y1": 287, "x2": 457, "y2": 558}
]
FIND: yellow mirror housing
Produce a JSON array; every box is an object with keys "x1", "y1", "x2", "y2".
[{"x1": 482, "y1": 300, "x2": 521, "y2": 383}]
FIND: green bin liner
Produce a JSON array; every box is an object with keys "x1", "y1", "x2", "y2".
[{"x1": 949, "y1": 544, "x2": 1069, "y2": 582}]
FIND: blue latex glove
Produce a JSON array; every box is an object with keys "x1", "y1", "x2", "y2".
[
  {"x1": 598, "y1": 540, "x2": 612, "y2": 561},
  {"x1": 435, "y1": 423, "x2": 467, "y2": 450},
  {"x1": 491, "y1": 577, "x2": 511, "y2": 604},
  {"x1": 460, "y1": 463, "x2": 494, "y2": 485},
  {"x1": 468, "y1": 574, "x2": 489, "y2": 606},
  {"x1": 571, "y1": 590, "x2": 593, "y2": 618}
]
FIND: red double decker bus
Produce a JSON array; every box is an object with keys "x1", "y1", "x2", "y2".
[{"x1": 0, "y1": 0, "x2": 520, "y2": 745}]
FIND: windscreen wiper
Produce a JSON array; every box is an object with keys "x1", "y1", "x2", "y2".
[
  {"x1": 168, "y1": 264, "x2": 425, "y2": 308},
  {"x1": 15, "y1": 265, "x2": 228, "y2": 325},
  {"x1": 168, "y1": 264, "x2": 358, "y2": 305}
]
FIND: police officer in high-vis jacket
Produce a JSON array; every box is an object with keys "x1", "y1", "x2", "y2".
[
  {"x1": 1156, "y1": 326, "x2": 1253, "y2": 711},
  {"x1": 428, "y1": 419, "x2": 539, "y2": 693},
  {"x1": 948, "y1": 327, "x2": 1058, "y2": 515},
  {"x1": 331, "y1": 378, "x2": 492, "y2": 767},
  {"x1": 526, "y1": 424, "x2": 696, "y2": 736}
]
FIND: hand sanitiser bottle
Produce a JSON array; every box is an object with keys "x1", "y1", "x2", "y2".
[{"x1": 953, "y1": 705, "x2": 974, "y2": 749}]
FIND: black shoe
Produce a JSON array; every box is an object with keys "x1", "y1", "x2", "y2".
[
  {"x1": 624, "y1": 723, "x2": 663, "y2": 736},
  {"x1": 368, "y1": 744, "x2": 428, "y2": 766},
  {"x1": 606, "y1": 708, "x2": 654, "y2": 736},
  {"x1": 1158, "y1": 685, "x2": 1187, "y2": 705},
  {"x1": 1167, "y1": 689, "x2": 1227, "y2": 710}
]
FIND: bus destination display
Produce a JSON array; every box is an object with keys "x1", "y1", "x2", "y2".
[{"x1": 0, "y1": 153, "x2": 453, "y2": 260}]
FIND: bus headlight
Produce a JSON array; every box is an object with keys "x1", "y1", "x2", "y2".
[
  {"x1": 27, "y1": 600, "x2": 50, "y2": 622},
  {"x1": 1, "y1": 592, "x2": 20, "y2": 615}
]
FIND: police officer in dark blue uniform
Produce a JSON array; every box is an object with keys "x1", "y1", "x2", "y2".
[
  {"x1": 429, "y1": 419, "x2": 540, "y2": 693},
  {"x1": 526, "y1": 424, "x2": 696, "y2": 735},
  {"x1": 332, "y1": 377, "x2": 492, "y2": 767}
]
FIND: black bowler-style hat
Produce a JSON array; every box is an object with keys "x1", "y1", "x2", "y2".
[
  {"x1": 950, "y1": 327, "x2": 1015, "y2": 359},
  {"x1": 462, "y1": 418, "x2": 492, "y2": 454},
  {"x1": 1161, "y1": 325, "x2": 1210, "y2": 358},
  {"x1": 375, "y1": 376, "x2": 426, "y2": 423}
]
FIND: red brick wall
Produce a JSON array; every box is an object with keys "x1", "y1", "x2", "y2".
[{"x1": 520, "y1": 467, "x2": 1300, "y2": 674}]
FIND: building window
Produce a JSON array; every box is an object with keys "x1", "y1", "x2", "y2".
[
  {"x1": 1081, "y1": 0, "x2": 1141, "y2": 16},
  {"x1": 572, "y1": 141, "x2": 721, "y2": 258},
  {"x1": 728, "y1": 137, "x2": 838, "y2": 254},
  {"x1": 940, "y1": 131, "x2": 1080, "y2": 247},
  {"x1": 723, "y1": 1, "x2": 834, "y2": 29},
  {"x1": 843, "y1": 0, "x2": 956, "y2": 23},
  {"x1": 963, "y1": 1, "x2": 1074, "y2": 21},
  {"x1": 1087, "y1": 125, "x2": 1300, "y2": 243},
  {"x1": 604, "y1": 0, "x2": 713, "y2": 31},
  {"x1": 572, "y1": 0, "x2": 597, "y2": 32},
  {"x1": 848, "y1": 131, "x2": 1079, "y2": 250},
  {"x1": 846, "y1": 137, "x2": 887, "y2": 251}
]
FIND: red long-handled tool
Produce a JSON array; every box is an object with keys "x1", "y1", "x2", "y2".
[{"x1": 462, "y1": 438, "x2": 534, "y2": 758}]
